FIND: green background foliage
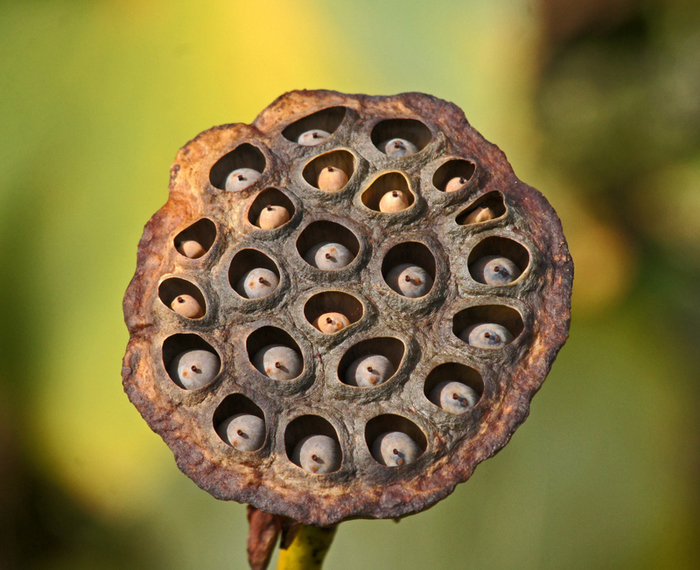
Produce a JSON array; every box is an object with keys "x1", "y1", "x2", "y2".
[{"x1": 1, "y1": 1, "x2": 698, "y2": 568}]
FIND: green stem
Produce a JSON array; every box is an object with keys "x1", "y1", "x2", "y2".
[{"x1": 276, "y1": 524, "x2": 337, "y2": 570}]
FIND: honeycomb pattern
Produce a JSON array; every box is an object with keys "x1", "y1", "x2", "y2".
[{"x1": 123, "y1": 91, "x2": 572, "y2": 526}]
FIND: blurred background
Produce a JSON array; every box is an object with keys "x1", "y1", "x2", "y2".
[{"x1": 1, "y1": 0, "x2": 699, "y2": 568}]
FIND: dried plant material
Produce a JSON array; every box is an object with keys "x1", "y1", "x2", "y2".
[{"x1": 122, "y1": 90, "x2": 573, "y2": 526}]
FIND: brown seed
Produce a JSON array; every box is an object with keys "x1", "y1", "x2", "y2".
[
  {"x1": 256, "y1": 205, "x2": 290, "y2": 229},
  {"x1": 312, "y1": 312, "x2": 350, "y2": 334},
  {"x1": 317, "y1": 166, "x2": 349, "y2": 192},
  {"x1": 445, "y1": 176, "x2": 468, "y2": 193},
  {"x1": 176, "y1": 239, "x2": 206, "y2": 259},
  {"x1": 464, "y1": 206, "x2": 495, "y2": 224},
  {"x1": 170, "y1": 294, "x2": 204, "y2": 318},
  {"x1": 378, "y1": 190, "x2": 410, "y2": 213}
]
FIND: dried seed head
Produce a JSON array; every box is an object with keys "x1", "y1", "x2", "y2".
[
  {"x1": 429, "y1": 381, "x2": 478, "y2": 414},
  {"x1": 225, "y1": 168, "x2": 261, "y2": 192},
  {"x1": 312, "y1": 312, "x2": 350, "y2": 334},
  {"x1": 460, "y1": 323, "x2": 514, "y2": 349},
  {"x1": 303, "y1": 241, "x2": 353, "y2": 270},
  {"x1": 445, "y1": 176, "x2": 468, "y2": 193},
  {"x1": 378, "y1": 190, "x2": 410, "y2": 213},
  {"x1": 470, "y1": 255, "x2": 521, "y2": 286},
  {"x1": 379, "y1": 138, "x2": 418, "y2": 157},
  {"x1": 252, "y1": 344, "x2": 302, "y2": 380},
  {"x1": 176, "y1": 239, "x2": 206, "y2": 259},
  {"x1": 169, "y1": 349, "x2": 220, "y2": 390},
  {"x1": 170, "y1": 294, "x2": 204, "y2": 319},
  {"x1": 371, "y1": 432, "x2": 420, "y2": 467},
  {"x1": 218, "y1": 413, "x2": 265, "y2": 451},
  {"x1": 345, "y1": 355, "x2": 395, "y2": 387},
  {"x1": 292, "y1": 435, "x2": 341, "y2": 474},
  {"x1": 297, "y1": 129, "x2": 331, "y2": 146},
  {"x1": 464, "y1": 206, "x2": 495, "y2": 224},
  {"x1": 236, "y1": 268, "x2": 279, "y2": 299},
  {"x1": 255, "y1": 205, "x2": 290, "y2": 230},
  {"x1": 385, "y1": 263, "x2": 433, "y2": 298},
  {"x1": 317, "y1": 166, "x2": 349, "y2": 192}
]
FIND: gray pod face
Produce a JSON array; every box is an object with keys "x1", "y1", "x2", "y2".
[
  {"x1": 225, "y1": 168, "x2": 261, "y2": 192},
  {"x1": 169, "y1": 349, "x2": 220, "y2": 389},
  {"x1": 386, "y1": 263, "x2": 433, "y2": 298},
  {"x1": 252, "y1": 344, "x2": 303, "y2": 380},
  {"x1": 236, "y1": 268, "x2": 279, "y2": 299},
  {"x1": 460, "y1": 323, "x2": 514, "y2": 349},
  {"x1": 379, "y1": 138, "x2": 418, "y2": 157},
  {"x1": 292, "y1": 435, "x2": 341, "y2": 474},
  {"x1": 345, "y1": 355, "x2": 395, "y2": 387},
  {"x1": 371, "y1": 431, "x2": 420, "y2": 467},
  {"x1": 297, "y1": 129, "x2": 331, "y2": 146},
  {"x1": 429, "y1": 381, "x2": 479, "y2": 414},
  {"x1": 469, "y1": 255, "x2": 521, "y2": 286},
  {"x1": 218, "y1": 414, "x2": 266, "y2": 451},
  {"x1": 303, "y1": 241, "x2": 354, "y2": 270}
]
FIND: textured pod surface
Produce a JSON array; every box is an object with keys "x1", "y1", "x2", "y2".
[{"x1": 122, "y1": 90, "x2": 573, "y2": 526}]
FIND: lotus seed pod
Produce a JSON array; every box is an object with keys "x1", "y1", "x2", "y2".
[
  {"x1": 469, "y1": 255, "x2": 521, "y2": 286},
  {"x1": 371, "y1": 432, "x2": 420, "y2": 467},
  {"x1": 252, "y1": 344, "x2": 303, "y2": 380},
  {"x1": 297, "y1": 129, "x2": 331, "y2": 146},
  {"x1": 378, "y1": 190, "x2": 411, "y2": 213},
  {"x1": 303, "y1": 242, "x2": 353, "y2": 270},
  {"x1": 169, "y1": 349, "x2": 220, "y2": 390},
  {"x1": 225, "y1": 168, "x2": 261, "y2": 192},
  {"x1": 386, "y1": 263, "x2": 433, "y2": 298},
  {"x1": 429, "y1": 381, "x2": 479, "y2": 414},
  {"x1": 445, "y1": 176, "x2": 469, "y2": 193},
  {"x1": 379, "y1": 138, "x2": 419, "y2": 157},
  {"x1": 312, "y1": 312, "x2": 350, "y2": 334},
  {"x1": 170, "y1": 294, "x2": 204, "y2": 318},
  {"x1": 256, "y1": 205, "x2": 290, "y2": 230},
  {"x1": 236, "y1": 268, "x2": 279, "y2": 299},
  {"x1": 176, "y1": 239, "x2": 206, "y2": 259},
  {"x1": 464, "y1": 206, "x2": 496, "y2": 224},
  {"x1": 460, "y1": 323, "x2": 514, "y2": 349},
  {"x1": 317, "y1": 166, "x2": 349, "y2": 192},
  {"x1": 345, "y1": 355, "x2": 395, "y2": 387},
  {"x1": 292, "y1": 435, "x2": 341, "y2": 474},
  {"x1": 123, "y1": 91, "x2": 573, "y2": 527},
  {"x1": 218, "y1": 414, "x2": 266, "y2": 451}
]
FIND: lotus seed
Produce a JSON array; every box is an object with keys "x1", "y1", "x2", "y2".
[
  {"x1": 303, "y1": 242, "x2": 353, "y2": 270},
  {"x1": 385, "y1": 263, "x2": 433, "y2": 298},
  {"x1": 345, "y1": 355, "x2": 395, "y2": 387},
  {"x1": 379, "y1": 138, "x2": 418, "y2": 157},
  {"x1": 313, "y1": 312, "x2": 350, "y2": 334},
  {"x1": 256, "y1": 205, "x2": 290, "y2": 230},
  {"x1": 169, "y1": 349, "x2": 220, "y2": 390},
  {"x1": 445, "y1": 176, "x2": 469, "y2": 193},
  {"x1": 170, "y1": 294, "x2": 204, "y2": 318},
  {"x1": 292, "y1": 435, "x2": 341, "y2": 474},
  {"x1": 470, "y1": 255, "x2": 521, "y2": 286},
  {"x1": 429, "y1": 381, "x2": 479, "y2": 414},
  {"x1": 378, "y1": 190, "x2": 410, "y2": 213},
  {"x1": 317, "y1": 166, "x2": 349, "y2": 192},
  {"x1": 464, "y1": 206, "x2": 495, "y2": 224},
  {"x1": 460, "y1": 323, "x2": 514, "y2": 349},
  {"x1": 225, "y1": 168, "x2": 261, "y2": 192},
  {"x1": 236, "y1": 268, "x2": 279, "y2": 299},
  {"x1": 371, "y1": 432, "x2": 420, "y2": 467},
  {"x1": 218, "y1": 413, "x2": 265, "y2": 451},
  {"x1": 176, "y1": 239, "x2": 206, "y2": 259},
  {"x1": 297, "y1": 129, "x2": 331, "y2": 146},
  {"x1": 252, "y1": 344, "x2": 302, "y2": 380}
]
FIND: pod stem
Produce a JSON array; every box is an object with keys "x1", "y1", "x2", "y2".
[{"x1": 276, "y1": 523, "x2": 337, "y2": 570}]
